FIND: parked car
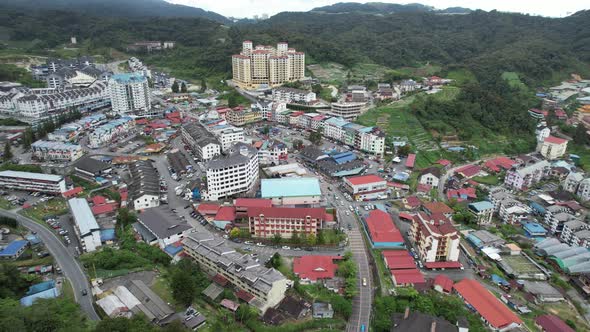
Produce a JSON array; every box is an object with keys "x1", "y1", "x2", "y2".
[
  {"x1": 362, "y1": 278, "x2": 367, "y2": 286},
  {"x1": 282, "y1": 246, "x2": 291, "y2": 250},
  {"x1": 256, "y1": 242, "x2": 266, "y2": 247}
]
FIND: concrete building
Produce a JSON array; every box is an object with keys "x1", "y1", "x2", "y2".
[
  {"x1": 260, "y1": 177, "x2": 321, "y2": 206},
  {"x1": 87, "y1": 117, "x2": 135, "y2": 148},
  {"x1": 468, "y1": 201, "x2": 495, "y2": 226},
  {"x1": 411, "y1": 212, "x2": 460, "y2": 266},
  {"x1": 31, "y1": 140, "x2": 83, "y2": 162},
  {"x1": 560, "y1": 219, "x2": 589, "y2": 246},
  {"x1": 538, "y1": 136, "x2": 568, "y2": 160},
  {"x1": 546, "y1": 211, "x2": 578, "y2": 235},
  {"x1": 256, "y1": 140, "x2": 288, "y2": 166},
  {"x1": 272, "y1": 87, "x2": 316, "y2": 104},
  {"x1": 0, "y1": 171, "x2": 66, "y2": 194},
  {"x1": 67, "y1": 198, "x2": 102, "y2": 252},
  {"x1": 323, "y1": 102, "x2": 365, "y2": 120},
  {"x1": 248, "y1": 206, "x2": 327, "y2": 239},
  {"x1": 577, "y1": 178, "x2": 590, "y2": 201},
  {"x1": 128, "y1": 160, "x2": 160, "y2": 210},
  {"x1": 504, "y1": 160, "x2": 550, "y2": 191},
  {"x1": 563, "y1": 172, "x2": 584, "y2": 193},
  {"x1": 181, "y1": 122, "x2": 221, "y2": 161},
  {"x1": 342, "y1": 174, "x2": 387, "y2": 201},
  {"x1": 418, "y1": 167, "x2": 441, "y2": 189},
  {"x1": 204, "y1": 143, "x2": 259, "y2": 201},
  {"x1": 232, "y1": 41, "x2": 305, "y2": 89},
  {"x1": 182, "y1": 233, "x2": 289, "y2": 312},
  {"x1": 74, "y1": 157, "x2": 112, "y2": 181},
  {"x1": 135, "y1": 207, "x2": 191, "y2": 249},
  {"x1": 108, "y1": 72, "x2": 153, "y2": 116},
  {"x1": 226, "y1": 107, "x2": 262, "y2": 126}
]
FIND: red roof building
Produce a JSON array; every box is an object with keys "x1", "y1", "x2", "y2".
[
  {"x1": 364, "y1": 210, "x2": 404, "y2": 247},
  {"x1": 433, "y1": 274, "x2": 454, "y2": 293},
  {"x1": 454, "y1": 279, "x2": 523, "y2": 330},
  {"x1": 398, "y1": 212, "x2": 414, "y2": 221},
  {"x1": 411, "y1": 212, "x2": 460, "y2": 265},
  {"x1": 391, "y1": 269, "x2": 425, "y2": 286},
  {"x1": 382, "y1": 250, "x2": 416, "y2": 270},
  {"x1": 248, "y1": 207, "x2": 326, "y2": 239},
  {"x1": 437, "y1": 159, "x2": 452, "y2": 167},
  {"x1": 215, "y1": 206, "x2": 236, "y2": 222},
  {"x1": 234, "y1": 198, "x2": 273, "y2": 218},
  {"x1": 197, "y1": 203, "x2": 220, "y2": 216},
  {"x1": 405, "y1": 154, "x2": 416, "y2": 168},
  {"x1": 404, "y1": 196, "x2": 421, "y2": 209},
  {"x1": 535, "y1": 314, "x2": 574, "y2": 332},
  {"x1": 456, "y1": 164, "x2": 481, "y2": 178},
  {"x1": 91, "y1": 203, "x2": 118, "y2": 216},
  {"x1": 446, "y1": 187, "x2": 477, "y2": 202},
  {"x1": 220, "y1": 299, "x2": 240, "y2": 312},
  {"x1": 293, "y1": 255, "x2": 342, "y2": 283},
  {"x1": 544, "y1": 135, "x2": 568, "y2": 145},
  {"x1": 343, "y1": 175, "x2": 387, "y2": 201},
  {"x1": 422, "y1": 202, "x2": 453, "y2": 216},
  {"x1": 92, "y1": 195, "x2": 107, "y2": 206},
  {"x1": 485, "y1": 157, "x2": 517, "y2": 173},
  {"x1": 62, "y1": 186, "x2": 83, "y2": 198},
  {"x1": 344, "y1": 174, "x2": 384, "y2": 186}
]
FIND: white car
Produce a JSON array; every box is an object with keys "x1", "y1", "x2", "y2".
[
  {"x1": 362, "y1": 278, "x2": 367, "y2": 286},
  {"x1": 256, "y1": 242, "x2": 266, "y2": 247},
  {"x1": 282, "y1": 246, "x2": 291, "y2": 250},
  {"x1": 346, "y1": 211, "x2": 350, "y2": 216}
]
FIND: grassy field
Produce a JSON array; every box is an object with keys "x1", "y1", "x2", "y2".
[
  {"x1": 542, "y1": 302, "x2": 590, "y2": 331},
  {"x1": 61, "y1": 279, "x2": 75, "y2": 302},
  {"x1": 307, "y1": 62, "x2": 392, "y2": 85},
  {"x1": 21, "y1": 198, "x2": 68, "y2": 222},
  {"x1": 502, "y1": 71, "x2": 527, "y2": 90},
  {"x1": 501, "y1": 255, "x2": 543, "y2": 275},
  {"x1": 446, "y1": 68, "x2": 477, "y2": 85},
  {"x1": 394, "y1": 63, "x2": 442, "y2": 78},
  {"x1": 472, "y1": 174, "x2": 501, "y2": 185},
  {"x1": 372, "y1": 250, "x2": 394, "y2": 293},
  {"x1": 569, "y1": 143, "x2": 590, "y2": 172},
  {"x1": 0, "y1": 197, "x2": 14, "y2": 210}
]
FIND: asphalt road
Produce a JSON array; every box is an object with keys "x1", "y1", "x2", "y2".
[{"x1": 0, "y1": 209, "x2": 100, "y2": 321}]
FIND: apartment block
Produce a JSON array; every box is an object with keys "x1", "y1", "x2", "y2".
[
  {"x1": 504, "y1": 160, "x2": 550, "y2": 190},
  {"x1": 410, "y1": 212, "x2": 460, "y2": 264},
  {"x1": 31, "y1": 140, "x2": 83, "y2": 162},
  {"x1": 0, "y1": 171, "x2": 66, "y2": 194},
  {"x1": 272, "y1": 87, "x2": 316, "y2": 104},
  {"x1": 108, "y1": 72, "x2": 153, "y2": 116},
  {"x1": 248, "y1": 207, "x2": 326, "y2": 239},
  {"x1": 181, "y1": 122, "x2": 221, "y2": 161}
]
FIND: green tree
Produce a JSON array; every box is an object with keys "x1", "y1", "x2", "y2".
[
  {"x1": 312, "y1": 83, "x2": 322, "y2": 95},
  {"x1": 397, "y1": 144, "x2": 411, "y2": 156},
  {"x1": 229, "y1": 227, "x2": 240, "y2": 239},
  {"x1": 171, "y1": 80, "x2": 179, "y2": 93},
  {"x1": 309, "y1": 128, "x2": 323, "y2": 145},
  {"x1": 271, "y1": 233, "x2": 282, "y2": 245},
  {"x1": 306, "y1": 233, "x2": 317, "y2": 246},
  {"x1": 170, "y1": 268, "x2": 196, "y2": 306},
  {"x1": 180, "y1": 82, "x2": 187, "y2": 93},
  {"x1": 291, "y1": 231, "x2": 301, "y2": 245},
  {"x1": 316, "y1": 230, "x2": 325, "y2": 245},
  {"x1": 199, "y1": 78, "x2": 206, "y2": 93},
  {"x1": 265, "y1": 252, "x2": 282, "y2": 269},
  {"x1": 236, "y1": 305, "x2": 257, "y2": 322},
  {"x1": 573, "y1": 124, "x2": 589, "y2": 145},
  {"x1": 23, "y1": 127, "x2": 34, "y2": 149},
  {"x1": 2, "y1": 142, "x2": 12, "y2": 161}
]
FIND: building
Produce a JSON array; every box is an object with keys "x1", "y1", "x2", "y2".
[
  {"x1": 454, "y1": 279, "x2": 523, "y2": 331},
  {"x1": 293, "y1": 255, "x2": 341, "y2": 284},
  {"x1": 468, "y1": 201, "x2": 495, "y2": 226},
  {"x1": 433, "y1": 274, "x2": 454, "y2": 294},
  {"x1": 523, "y1": 222, "x2": 548, "y2": 238},
  {"x1": 342, "y1": 174, "x2": 387, "y2": 201},
  {"x1": 323, "y1": 102, "x2": 365, "y2": 120},
  {"x1": 411, "y1": 213, "x2": 460, "y2": 266},
  {"x1": 124, "y1": 280, "x2": 175, "y2": 323},
  {"x1": 182, "y1": 233, "x2": 289, "y2": 312},
  {"x1": 108, "y1": 72, "x2": 153, "y2": 116},
  {"x1": 0, "y1": 240, "x2": 28, "y2": 260},
  {"x1": 204, "y1": 143, "x2": 259, "y2": 201},
  {"x1": 312, "y1": 302, "x2": 334, "y2": 319},
  {"x1": 271, "y1": 87, "x2": 316, "y2": 104},
  {"x1": 522, "y1": 281, "x2": 564, "y2": 303},
  {"x1": 466, "y1": 230, "x2": 505, "y2": 249},
  {"x1": 67, "y1": 198, "x2": 102, "y2": 252},
  {"x1": 87, "y1": 117, "x2": 135, "y2": 148},
  {"x1": 202, "y1": 124, "x2": 245, "y2": 152},
  {"x1": 363, "y1": 209, "x2": 404, "y2": 248},
  {"x1": 577, "y1": 178, "x2": 590, "y2": 201},
  {"x1": 260, "y1": 177, "x2": 322, "y2": 206},
  {"x1": 74, "y1": 156, "x2": 112, "y2": 181},
  {"x1": 181, "y1": 122, "x2": 221, "y2": 161},
  {"x1": 256, "y1": 140, "x2": 288, "y2": 165},
  {"x1": 232, "y1": 41, "x2": 305, "y2": 89},
  {"x1": 418, "y1": 167, "x2": 442, "y2": 189},
  {"x1": 19, "y1": 281, "x2": 59, "y2": 306},
  {"x1": 563, "y1": 172, "x2": 584, "y2": 193},
  {"x1": 128, "y1": 160, "x2": 160, "y2": 210},
  {"x1": 535, "y1": 314, "x2": 575, "y2": 332},
  {"x1": 0, "y1": 170, "x2": 66, "y2": 194},
  {"x1": 504, "y1": 160, "x2": 550, "y2": 191},
  {"x1": 226, "y1": 107, "x2": 262, "y2": 126},
  {"x1": 546, "y1": 211, "x2": 578, "y2": 235},
  {"x1": 31, "y1": 140, "x2": 83, "y2": 162},
  {"x1": 135, "y1": 207, "x2": 191, "y2": 249},
  {"x1": 391, "y1": 308, "x2": 464, "y2": 332},
  {"x1": 538, "y1": 136, "x2": 568, "y2": 160},
  {"x1": 248, "y1": 207, "x2": 327, "y2": 239},
  {"x1": 422, "y1": 202, "x2": 454, "y2": 218}
]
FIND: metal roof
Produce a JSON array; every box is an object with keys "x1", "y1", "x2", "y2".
[
  {"x1": 67, "y1": 198, "x2": 99, "y2": 236},
  {"x1": 261, "y1": 177, "x2": 321, "y2": 198},
  {"x1": 0, "y1": 170, "x2": 63, "y2": 183}
]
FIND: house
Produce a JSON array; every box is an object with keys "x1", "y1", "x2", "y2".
[
  {"x1": 422, "y1": 202, "x2": 453, "y2": 218},
  {"x1": 468, "y1": 201, "x2": 494, "y2": 226},
  {"x1": 183, "y1": 314, "x2": 207, "y2": 330},
  {"x1": 454, "y1": 279, "x2": 523, "y2": 331},
  {"x1": 456, "y1": 164, "x2": 481, "y2": 178},
  {"x1": 391, "y1": 307, "x2": 465, "y2": 332},
  {"x1": 134, "y1": 206, "x2": 191, "y2": 249},
  {"x1": 535, "y1": 314, "x2": 575, "y2": 332},
  {"x1": 19, "y1": 280, "x2": 59, "y2": 306},
  {"x1": 277, "y1": 296, "x2": 309, "y2": 319},
  {"x1": 433, "y1": 274, "x2": 454, "y2": 294},
  {"x1": 522, "y1": 281, "x2": 564, "y2": 304},
  {"x1": 0, "y1": 240, "x2": 28, "y2": 259},
  {"x1": 312, "y1": 302, "x2": 334, "y2": 319},
  {"x1": 293, "y1": 255, "x2": 341, "y2": 284},
  {"x1": 419, "y1": 167, "x2": 441, "y2": 188},
  {"x1": 403, "y1": 196, "x2": 421, "y2": 210},
  {"x1": 538, "y1": 136, "x2": 568, "y2": 160},
  {"x1": 405, "y1": 154, "x2": 416, "y2": 169}
]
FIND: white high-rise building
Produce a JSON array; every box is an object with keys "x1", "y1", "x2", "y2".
[
  {"x1": 108, "y1": 72, "x2": 153, "y2": 116},
  {"x1": 232, "y1": 41, "x2": 305, "y2": 89}
]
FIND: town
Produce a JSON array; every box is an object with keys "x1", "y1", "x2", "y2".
[{"x1": 0, "y1": 3, "x2": 590, "y2": 332}]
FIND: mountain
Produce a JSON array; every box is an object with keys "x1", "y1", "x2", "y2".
[
  {"x1": 0, "y1": 0, "x2": 230, "y2": 23},
  {"x1": 310, "y1": 2, "x2": 471, "y2": 15}
]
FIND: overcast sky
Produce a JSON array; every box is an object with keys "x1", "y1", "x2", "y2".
[{"x1": 167, "y1": 0, "x2": 588, "y2": 18}]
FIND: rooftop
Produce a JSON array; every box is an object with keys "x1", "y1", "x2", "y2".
[
  {"x1": 365, "y1": 210, "x2": 404, "y2": 244},
  {"x1": 293, "y1": 255, "x2": 341, "y2": 281},
  {"x1": 137, "y1": 207, "x2": 191, "y2": 239},
  {"x1": 67, "y1": 198, "x2": 99, "y2": 236},
  {"x1": 261, "y1": 177, "x2": 321, "y2": 198},
  {"x1": 0, "y1": 170, "x2": 63, "y2": 183},
  {"x1": 344, "y1": 174, "x2": 385, "y2": 186}
]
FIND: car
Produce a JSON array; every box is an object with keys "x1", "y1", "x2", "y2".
[
  {"x1": 304, "y1": 247, "x2": 313, "y2": 251},
  {"x1": 184, "y1": 205, "x2": 191, "y2": 209},
  {"x1": 362, "y1": 278, "x2": 367, "y2": 286},
  {"x1": 222, "y1": 234, "x2": 229, "y2": 239},
  {"x1": 346, "y1": 211, "x2": 350, "y2": 216},
  {"x1": 293, "y1": 247, "x2": 302, "y2": 251},
  {"x1": 244, "y1": 241, "x2": 253, "y2": 245},
  {"x1": 347, "y1": 224, "x2": 352, "y2": 230},
  {"x1": 256, "y1": 242, "x2": 266, "y2": 247},
  {"x1": 81, "y1": 289, "x2": 88, "y2": 296},
  {"x1": 37, "y1": 251, "x2": 49, "y2": 258},
  {"x1": 281, "y1": 246, "x2": 291, "y2": 250},
  {"x1": 243, "y1": 247, "x2": 252, "y2": 251},
  {"x1": 250, "y1": 253, "x2": 258, "y2": 257}
]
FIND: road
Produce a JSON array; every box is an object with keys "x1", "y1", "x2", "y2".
[{"x1": 0, "y1": 209, "x2": 100, "y2": 321}]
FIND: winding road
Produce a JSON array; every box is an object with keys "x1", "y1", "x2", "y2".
[{"x1": 0, "y1": 209, "x2": 100, "y2": 321}]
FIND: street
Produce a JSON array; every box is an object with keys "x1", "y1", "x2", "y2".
[{"x1": 0, "y1": 209, "x2": 100, "y2": 321}]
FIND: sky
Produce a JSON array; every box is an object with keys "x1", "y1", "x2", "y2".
[{"x1": 167, "y1": 0, "x2": 589, "y2": 18}]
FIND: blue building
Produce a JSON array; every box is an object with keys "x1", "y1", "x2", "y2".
[
  {"x1": 331, "y1": 151, "x2": 356, "y2": 165},
  {"x1": 20, "y1": 287, "x2": 59, "y2": 306},
  {"x1": 523, "y1": 222, "x2": 548, "y2": 238},
  {"x1": 0, "y1": 240, "x2": 28, "y2": 260}
]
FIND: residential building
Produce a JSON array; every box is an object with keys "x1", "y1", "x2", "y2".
[
  {"x1": 342, "y1": 174, "x2": 387, "y2": 201},
  {"x1": 546, "y1": 211, "x2": 578, "y2": 234},
  {"x1": 108, "y1": 72, "x2": 153, "y2": 116},
  {"x1": 232, "y1": 41, "x2": 305, "y2": 89},
  {"x1": 74, "y1": 157, "x2": 112, "y2": 181},
  {"x1": 422, "y1": 202, "x2": 454, "y2": 218},
  {"x1": 0, "y1": 240, "x2": 28, "y2": 260},
  {"x1": 182, "y1": 233, "x2": 289, "y2": 312},
  {"x1": 124, "y1": 280, "x2": 175, "y2": 323},
  {"x1": 454, "y1": 279, "x2": 523, "y2": 331},
  {"x1": 535, "y1": 314, "x2": 575, "y2": 332},
  {"x1": 323, "y1": 102, "x2": 365, "y2": 120},
  {"x1": 203, "y1": 143, "x2": 259, "y2": 201},
  {"x1": 418, "y1": 167, "x2": 441, "y2": 189},
  {"x1": 433, "y1": 274, "x2": 454, "y2": 294},
  {"x1": 293, "y1": 255, "x2": 341, "y2": 284},
  {"x1": 134, "y1": 207, "x2": 191, "y2": 249},
  {"x1": 31, "y1": 140, "x2": 83, "y2": 162},
  {"x1": 538, "y1": 136, "x2": 568, "y2": 160},
  {"x1": 466, "y1": 230, "x2": 505, "y2": 249},
  {"x1": 271, "y1": 87, "x2": 316, "y2": 104},
  {"x1": 312, "y1": 303, "x2": 334, "y2": 319},
  {"x1": 411, "y1": 212, "x2": 460, "y2": 266},
  {"x1": 181, "y1": 122, "x2": 221, "y2": 161},
  {"x1": 226, "y1": 107, "x2": 262, "y2": 126},
  {"x1": 391, "y1": 308, "x2": 463, "y2": 332},
  {"x1": 577, "y1": 178, "x2": 590, "y2": 201},
  {"x1": 0, "y1": 171, "x2": 66, "y2": 194},
  {"x1": 128, "y1": 160, "x2": 160, "y2": 210},
  {"x1": 67, "y1": 198, "x2": 102, "y2": 252},
  {"x1": 260, "y1": 177, "x2": 322, "y2": 206},
  {"x1": 498, "y1": 198, "x2": 531, "y2": 224},
  {"x1": 363, "y1": 209, "x2": 404, "y2": 248},
  {"x1": 256, "y1": 140, "x2": 288, "y2": 165},
  {"x1": 248, "y1": 207, "x2": 326, "y2": 239},
  {"x1": 468, "y1": 201, "x2": 495, "y2": 226},
  {"x1": 535, "y1": 124, "x2": 551, "y2": 143},
  {"x1": 208, "y1": 125, "x2": 245, "y2": 152},
  {"x1": 563, "y1": 172, "x2": 584, "y2": 193},
  {"x1": 87, "y1": 117, "x2": 135, "y2": 148},
  {"x1": 504, "y1": 160, "x2": 551, "y2": 190}
]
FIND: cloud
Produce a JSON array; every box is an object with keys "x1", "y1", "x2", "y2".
[{"x1": 167, "y1": 0, "x2": 588, "y2": 18}]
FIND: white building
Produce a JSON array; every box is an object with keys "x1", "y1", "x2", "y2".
[
  {"x1": 272, "y1": 87, "x2": 316, "y2": 104},
  {"x1": 206, "y1": 125, "x2": 245, "y2": 152},
  {"x1": 0, "y1": 171, "x2": 66, "y2": 194},
  {"x1": 563, "y1": 172, "x2": 584, "y2": 193},
  {"x1": 467, "y1": 201, "x2": 495, "y2": 226},
  {"x1": 257, "y1": 140, "x2": 288, "y2": 165},
  {"x1": 410, "y1": 212, "x2": 460, "y2": 264},
  {"x1": 181, "y1": 122, "x2": 221, "y2": 161},
  {"x1": 577, "y1": 178, "x2": 590, "y2": 201},
  {"x1": 31, "y1": 140, "x2": 84, "y2": 162},
  {"x1": 203, "y1": 143, "x2": 259, "y2": 201},
  {"x1": 88, "y1": 117, "x2": 135, "y2": 149},
  {"x1": 324, "y1": 102, "x2": 366, "y2": 120},
  {"x1": 535, "y1": 124, "x2": 551, "y2": 143},
  {"x1": 418, "y1": 167, "x2": 442, "y2": 189},
  {"x1": 504, "y1": 160, "x2": 550, "y2": 191},
  {"x1": 538, "y1": 136, "x2": 568, "y2": 160},
  {"x1": 108, "y1": 72, "x2": 153, "y2": 116},
  {"x1": 342, "y1": 174, "x2": 387, "y2": 201},
  {"x1": 67, "y1": 198, "x2": 102, "y2": 252},
  {"x1": 128, "y1": 160, "x2": 160, "y2": 211},
  {"x1": 561, "y1": 219, "x2": 588, "y2": 246},
  {"x1": 135, "y1": 207, "x2": 191, "y2": 249}
]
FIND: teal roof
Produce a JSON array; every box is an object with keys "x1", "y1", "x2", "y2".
[
  {"x1": 468, "y1": 201, "x2": 494, "y2": 212},
  {"x1": 111, "y1": 72, "x2": 147, "y2": 84},
  {"x1": 261, "y1": 178, "x2": 321, "y2": 198},
  {"x1": 324, "y1": 117, "x2": 348, "y2": 127}
]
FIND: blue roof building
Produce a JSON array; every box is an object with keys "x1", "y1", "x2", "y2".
[
  {"x1": 331, "y1": 151, "x2": 356, "y2": 165},
  {"x1": 0, "y1": 240, "x2": 28, "y2": 259},
  {"x1": 20, "y1": 287, "x2": 59, "y2": 306},
  {"x1": 164, "y1": 243, "x2": 183, "y2": 257},
  {"x1": 392, "y1": 172, "x2": 410, "y2": 182},
  {"x1": 111, "y1": 72, "x2": 147, "y2": 84},
  {"x1": 261, "y1": 177, "x2": 322, "y2": 205},
  {"x1": 25, "y1": 235, "x2": 41, "y2": 245},
  {"x1": 25, "y1": 280, "x2": 55, "y2": 296},
  {"x1": 523, "y1": 222, "x2": 547, "y2": 238},
  {"x1": 100, "y1": 229, "x2": 116, "y2": 242}
]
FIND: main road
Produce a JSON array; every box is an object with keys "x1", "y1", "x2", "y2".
[{"x1": 0, "y1": 209, "x2": 100, "y2": 321}]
